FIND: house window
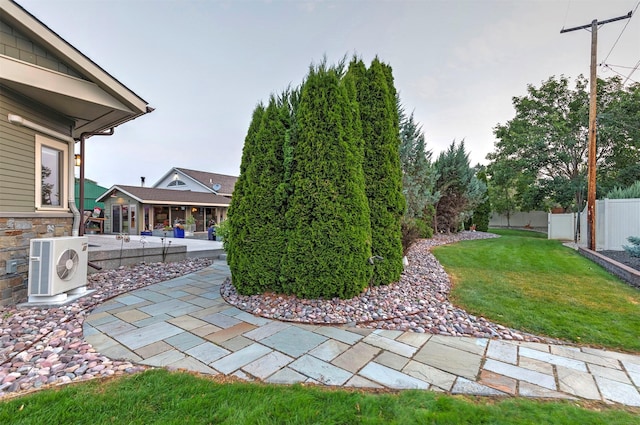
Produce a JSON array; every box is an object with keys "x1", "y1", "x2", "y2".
[
  {"x1": 167, "y1": 180, "x2": 186, "y2": 187},
  {"x1": 35, "y1": 135, "x2": 68, "y2": 210}
]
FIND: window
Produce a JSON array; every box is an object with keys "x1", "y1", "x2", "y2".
[
  {"x1": 35, "y1": 135, "x2": 68, "y2": 210},
  {"x1": 167, "y1": 180, "x2": 186, "y2": 187}
]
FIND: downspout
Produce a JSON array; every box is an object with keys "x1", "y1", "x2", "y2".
[
  {"x1": 69, "y1": 144, "x2": 81, "y2": 236},
  {"x1": 77, "y1": 128, "x2": 115, "y2": 236}
]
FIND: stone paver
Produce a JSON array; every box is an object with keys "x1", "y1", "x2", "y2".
[
  {"x1": 313, "y1": 326, "x2": 366, "y2": 345},
  {"x1": 115, "y1": 321, "x2": 183, "y2": 350},
  {"x1": 265, "y1": 367, "x2": 307, "y2": 384},
  {"x1": 402, "y1": 360, "x2": 457, "y2": 391},
  {"x1": 484, "y1": 359, "x2": 555, "y2": 390},
  {"x1": 260, "y1": 326, "x2": 327, "y2": 357},
  {"x1": 520, "y1": 347, "x2": 587, "y2": 372},
  {"x1": 359, "y1": 362, "x2": 429, "y2": 389},
  {"x1": 479, "y1": 370, "x2": 517, "y2": 395},
  {"x1": 289, "y1": 355, "x2": 352, "y2": 386},
  {"x1": 451, "y1": 377, "x2": 506, "y2": 396},
  {"x1": 332, "y1": 342, "x2": 380, "y2": 373},
  {"x1": 185, "y1": 342, "x2": 230, "y2": 365},
  {"x1": 594, "y1": 375, "x2": 640, "y2": 407},
  {"x1": 242, "y1": 351, "x2": 293, "y2": 380},
  {"x1": 210, "y1": 343, "x2": 273, "y2": 374},
  {"x1": 623, "y1": 361, "x2": 640, "y2": 387},
  {"x1": 414, "y1": 339, "x2": 483, "y2": 380},
  {"x1": 362, "y1": 333, "x2": 417, "y2": 357},
  {"x1": 486, "y1": 340, "x2": 517, "y2": 365},
  {"x1": 556, "y1": 365, "x2": 601, "y2": 400},
  {"x1": 309, "y1": 340, "x2": 349, "y2": 362},
  {"x1": 375, "y1": 351, "x2": 409, "y2": 370},
  {"x1": 79, "y1": 261, "x2": 640, "y2": 407}
]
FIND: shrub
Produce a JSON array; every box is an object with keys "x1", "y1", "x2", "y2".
[
  {"x1": 606, "y1": 181, "x2": 640, "y2": 199},
  {"x1": 280, "y1": 63, "x2": 372, "y2": 299},
  {"x1": 216, "y1": 219, "x2": 230, "y2": 250},
  {"x1": 415, "y1": 218, "x2": 433, "y2": 239},
  {"x1": 350, "y1": 58, "x2": 405, "y2": 286},
  {"x1": 401, "y1": 217, "x2": 421, "y2": 255},
  {"x1": 624, "y1": 236, "x2": 640, "y2": 257}
]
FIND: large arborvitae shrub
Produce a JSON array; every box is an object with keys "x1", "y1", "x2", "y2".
[
  {"x1": 350, "y1": 58, "x2": 405, "y2": 285},
  {"x1": 229, "y1": 96, "x2": 291, "y2": 294},
  {"x1": 227, "y1": 104, "x2": 264, "y2": 289},
  {"x1": 280, "y1": 64, "x2": 372, "y2": 299},
  {"x1": 230, "y1": 57, "x2": 407, "y2": 299}
]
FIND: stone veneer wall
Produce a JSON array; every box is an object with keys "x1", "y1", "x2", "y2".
[{"x1": 0, "y1": 217, "x2": 72, "y2": 306}]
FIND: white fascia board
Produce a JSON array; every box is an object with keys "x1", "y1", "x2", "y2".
[{"x1": 1, "y1": 56, "x2": 133, "y2": 112}]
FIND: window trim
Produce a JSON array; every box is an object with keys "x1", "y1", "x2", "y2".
[{"x1": 35, "y1": 134, "x2": 69, "y2": 211}]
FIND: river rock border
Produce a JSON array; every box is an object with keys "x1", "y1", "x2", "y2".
[{"x1": 222, "y1": 232, "x2": 562, "y2": 344}]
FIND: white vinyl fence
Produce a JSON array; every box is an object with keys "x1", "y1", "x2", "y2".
[
  {"x1": 489, "y1": 211, "x2": 548, "y2": 230},
  {"x1": 548, "y1": 212, "x2": 577, "y2": 241},
  {"x1": 548, "y1": 198, "x2": 640, "y2": 251}
]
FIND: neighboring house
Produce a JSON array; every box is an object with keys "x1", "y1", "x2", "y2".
[
  {"x1": 97, "y1": 168, "x2": 237, "y2": 235},
  {"x1": 0, "y1": 0, "x2": 152, "y2": 305}
]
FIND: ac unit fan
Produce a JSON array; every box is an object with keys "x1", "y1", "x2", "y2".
[{"x1": 57, "y1": 248, "x2": 80, "y2": 280}]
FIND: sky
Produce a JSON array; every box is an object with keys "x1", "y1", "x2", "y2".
[{"x1": 16, "y1": 0, "x2": 640, "y2": 188}]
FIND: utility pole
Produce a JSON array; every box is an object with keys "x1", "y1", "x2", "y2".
[{"x1": 560, "y1": 11, "x2": 632, "y2": 251}]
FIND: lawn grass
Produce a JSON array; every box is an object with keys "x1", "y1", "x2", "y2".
[
  {"x1": 0, "y1": 369, "x2": 637, "y2": 424},
  {"x1": 432, "y1": 229, "x2": 640, "y2": 352}
]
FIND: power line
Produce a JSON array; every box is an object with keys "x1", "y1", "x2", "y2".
[
  {"x1": 624, "y1": 58, "x2": 640, "y2": 84},
  {"x1": 601, "y1": 63, "x2": 639, "y2": 83},
  {"x1": 600, "y1": 1, "x2": 639, "y2": 64},
  {"x1": 600, "y1": 62, "x2": 640, "y2": 70}
]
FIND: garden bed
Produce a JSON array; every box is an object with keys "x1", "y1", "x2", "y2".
[{"x1": 579, "y1": 248, "x2": 640, "y2": 289}]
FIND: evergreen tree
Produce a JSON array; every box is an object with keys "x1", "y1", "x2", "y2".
[
  {"x1": 399, "y1": 109, "x2": 439, "y2": 226},
  {"x1": 433, "y1": 141, "x2": 483, "y2": 233},
  {"x1": 233, "y1": 95, "x2": 291, "y2": 294},
  {"x1": 469, "y1": 169, "x2": 491, "y2": 232},
  {"x1": 226, "y1": 103, "x2": 270, "y2": 292},
  {"x1": 351, "y1": 58, "x2": 405, "y2": 285},
  {"x1": 281, "y1": 63, "x2": 372, "y2": 299}
]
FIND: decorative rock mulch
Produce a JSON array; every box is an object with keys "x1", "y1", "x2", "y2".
[
  {"x1": 223, "y1": 232, "x2": 564, "y2": 344},
  {"x1": 0, "y1": 258, "x2": 212, "y2": 399}
]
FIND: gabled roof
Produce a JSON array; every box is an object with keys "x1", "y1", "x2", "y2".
[
  {"x1": 0, "y1": 0, "x2": 152, "y2": 137},
  {"x1": 154, "y1": 167, "x2": 238, "y2": 196},
  {"x1": 96, "y1": 185, "x2": 232, "y2": 206}
]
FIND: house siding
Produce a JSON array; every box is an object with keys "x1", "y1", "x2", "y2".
[
  {"x1": 1, "y1": 86, "x2": 73, "y2": 212},
  {"x1": 0, "y1": 86, "x2": 75, "y2": 305}
]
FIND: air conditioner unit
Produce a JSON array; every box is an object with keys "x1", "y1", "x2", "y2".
[{"x1": 28, "y1": 236, "x2": 89, "y2": 304}]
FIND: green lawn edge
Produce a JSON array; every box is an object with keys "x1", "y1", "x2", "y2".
[
  {"x1": 1, "y1": 369, "x2": 637, "y2": 424},
  {"x1": 432, "y1": 229, "x2": 640, "y2": 352}
]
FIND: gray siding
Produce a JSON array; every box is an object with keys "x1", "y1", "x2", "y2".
[{"x1": 0, "y1": 86, "x2": 73, "y2": 213}]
